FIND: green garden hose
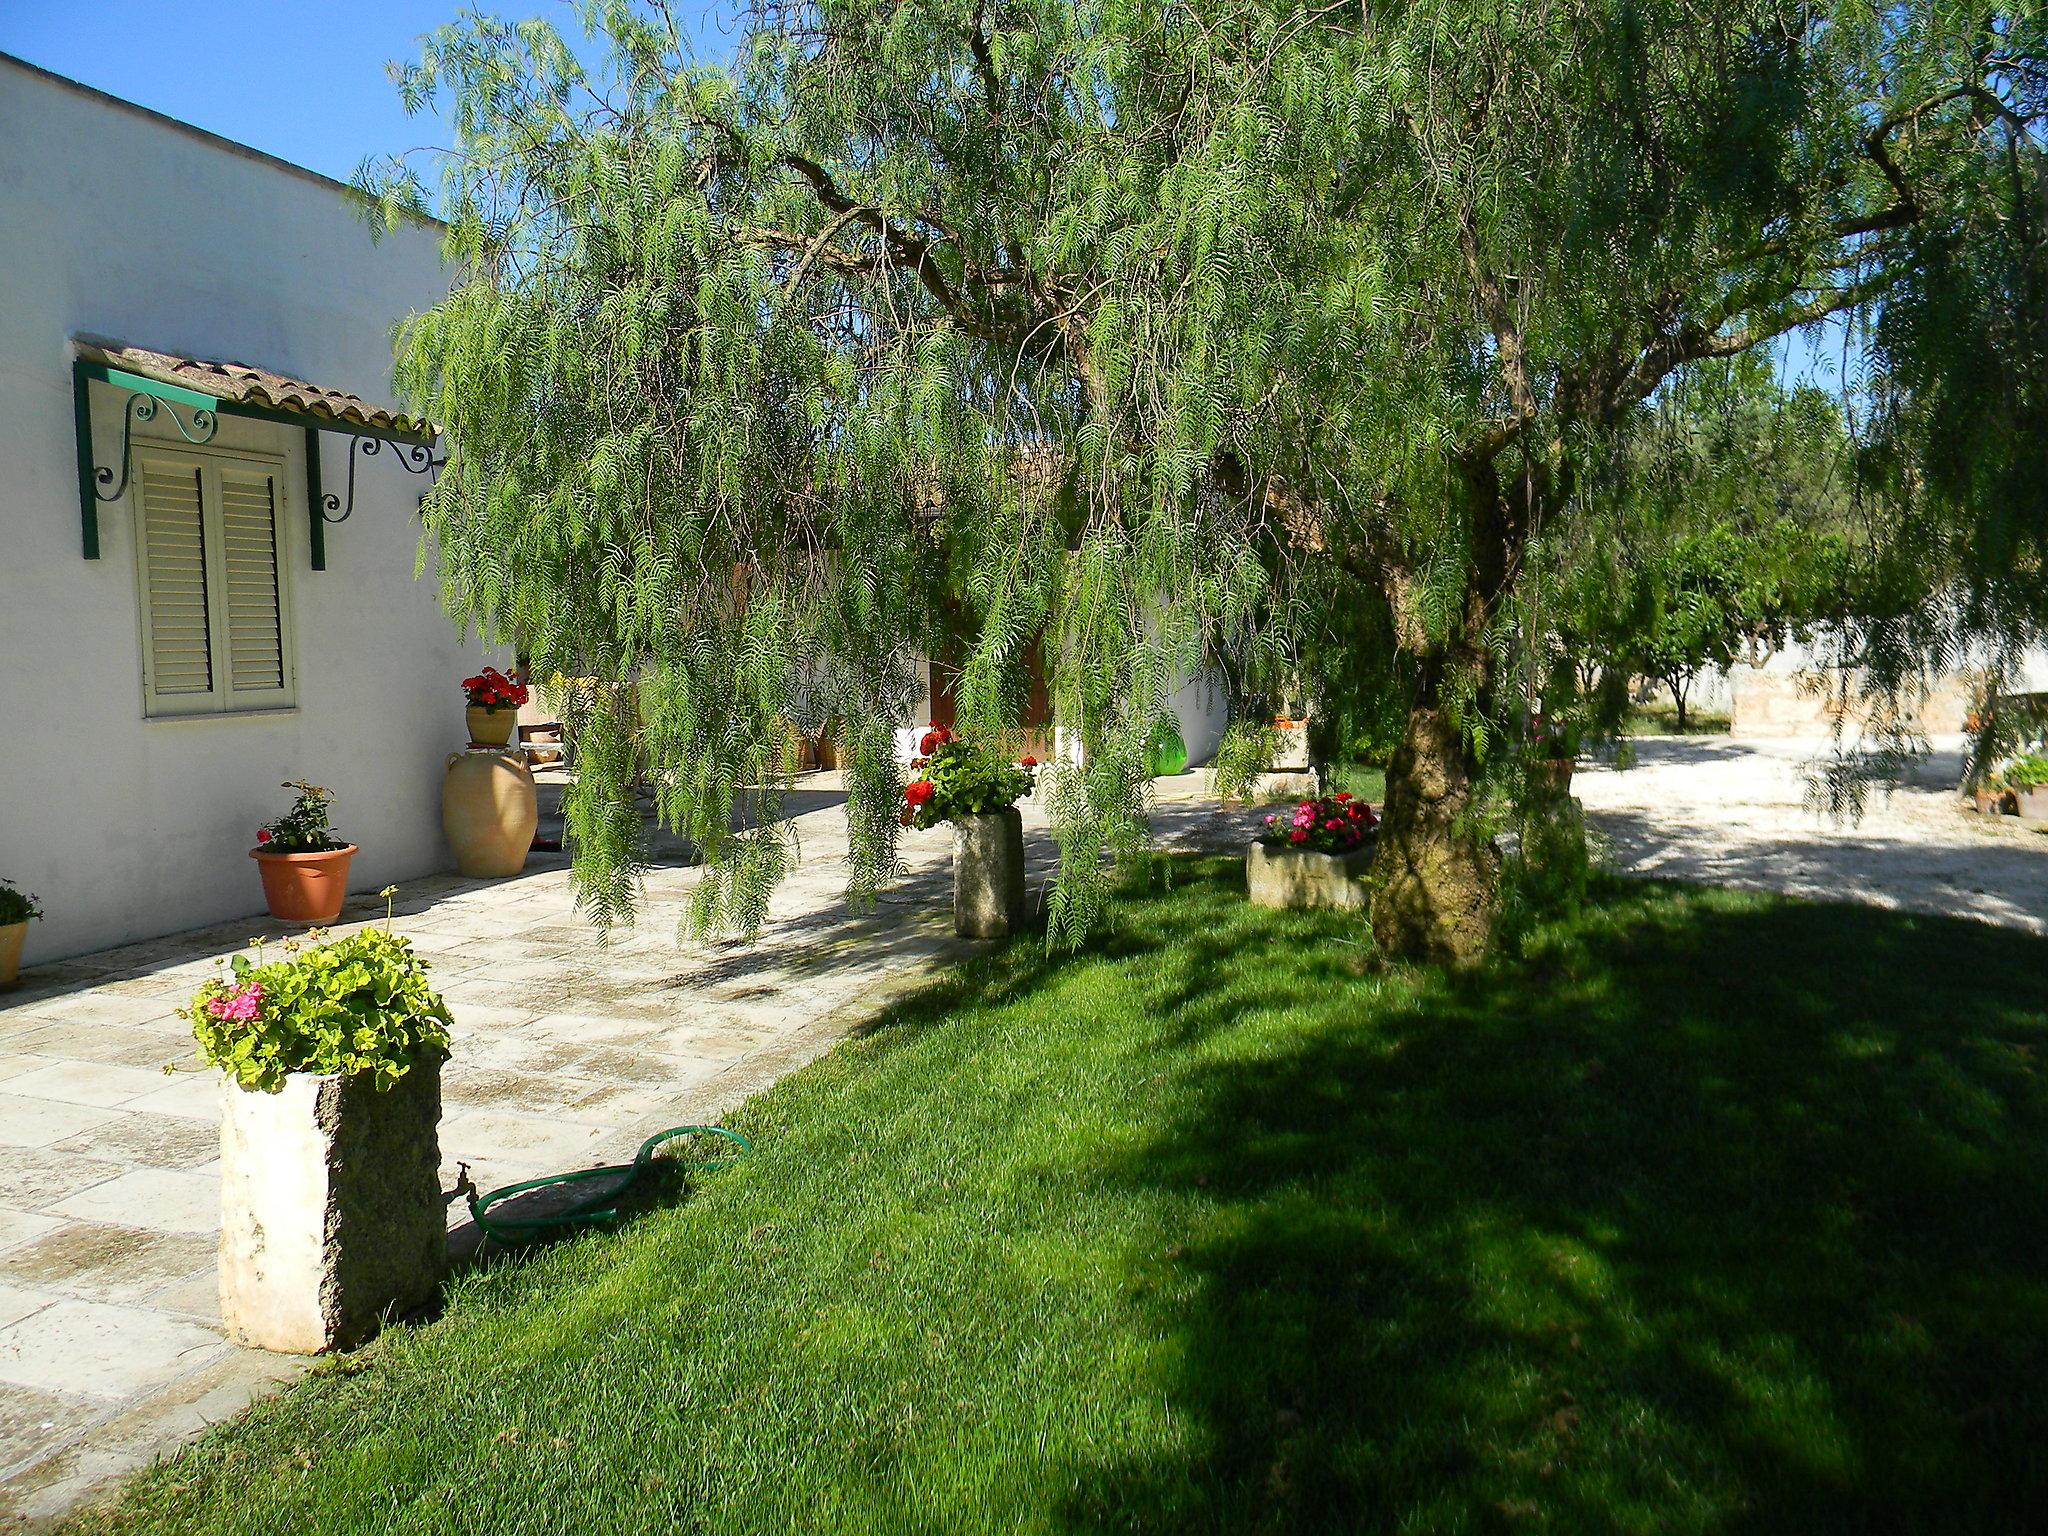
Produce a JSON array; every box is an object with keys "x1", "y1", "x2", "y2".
[{"x1": 462, "y1": 1124, "x2": 752, "y2": 1245}]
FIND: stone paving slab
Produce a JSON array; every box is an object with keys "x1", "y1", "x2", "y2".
[{"x1": 0, "y1": 782, "x2": 1247, "y2": 1528}]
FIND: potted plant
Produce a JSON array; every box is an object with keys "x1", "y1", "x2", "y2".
[
  {"x1": 189, "y1": 898, "x2": 452, "y2": 1353},
  {"x1": 0, "y1": 879, "x2": 41, "y2": 992},
  {"x1": 461, "y1": 666, "x2": 529, "y2": 747},
  {"x1": 1247, "y1": 793, "x2": 1379, "y2": 910},
  {"x1": 901, "y1": 726, "x2": 1038, "y2": 938},
  {"x1": 251, "y1": 781, "x2": 357, "y2": 924},
  {"x1": 1526, "y1": 712, "x2": 1580, "y2": 794},
  {"x1": 2006, "y1": 754, "x2": 2048, "y2": 821},
  {"x1": 1971, "y1": 768, "x2": 2012, "y2": 816}
]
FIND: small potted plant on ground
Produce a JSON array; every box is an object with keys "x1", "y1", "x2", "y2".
[
  {"x1": 1971, "y1": 768, "x2": 2012, "y2": 816},
  {"x1": 461, "y1": 666, "x2": 529, "y2": 747},
  {"x1": 250, "y1": 781, "x2": 357, "y2": 924},
  {"x1": 0, "y1": 879, "x2": 41, "y2": 991},
  {"x1": 901, "y1": 726, "x2": 1038, "y2": 938},
  {"x1": 1526, "y1": 712, "x2": 1580, "y2": 794},
  {"x1": 190, "y1": 897, "x2": 451, "y2": 1353},
  {"x1": 2005, "y1": 754, "x2": 2048, "y2": 821},
  {"x1": 1247, "y1": 793, "x2": 1379, "y2": 911}
]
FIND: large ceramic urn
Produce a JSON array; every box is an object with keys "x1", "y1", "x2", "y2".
[{"x1": 442, "y1": 748, "x2": 538, "y2": 878}]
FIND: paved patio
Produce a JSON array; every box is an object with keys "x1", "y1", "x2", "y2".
[{"x1": 0, "y1": 778, "x2": 1242, "y2": 1527}]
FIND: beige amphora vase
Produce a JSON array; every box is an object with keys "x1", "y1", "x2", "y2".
[{"x1": 442, "y1": 748, "x2": 538, "y2": 877}]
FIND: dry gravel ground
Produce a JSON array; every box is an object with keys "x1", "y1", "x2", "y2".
[{"x1": 1575, "y1": 734, "x2": 2048, "y2": 935}]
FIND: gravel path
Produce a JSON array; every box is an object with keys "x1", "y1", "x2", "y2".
[{"x1": 1575, "y1": 735, "x2": 2048, "y2": 934}]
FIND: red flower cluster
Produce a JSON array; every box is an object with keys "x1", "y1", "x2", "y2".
[
  {"x1": 904, "y1": 779, "x2": 936, "y2": 807},
  {"x1": 919, "y1": 726, "x2": 955, "y2": 755},
  {"x1": 1021, "y1": 754, "x2": 1038, "y2": 768},
  {"x1": 1259, "y1": 793, "x2": 1379, "y2": 855},
  {"x1": 255, "y1": 828, "x2": 272, "y2": 844},
  {"x1": 461, "y1": 667, "x2": 529, "y2": 710}
]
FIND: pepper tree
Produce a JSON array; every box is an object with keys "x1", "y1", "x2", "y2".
[{"x1": 365, "y1": 0, "x2": 2045, "y2": 961}]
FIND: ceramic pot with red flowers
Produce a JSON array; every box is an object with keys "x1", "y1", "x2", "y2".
[
  {"x1": 460, "y1": 667, "x2": 530, "y2": 748},
  {"x1": 465, "y1": 705, "x2": 518, "y2": 748}
]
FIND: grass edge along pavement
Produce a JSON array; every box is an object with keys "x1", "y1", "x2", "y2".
[{"x1": 65, "y1": 859, "x2": 2048, "y2": 1535}]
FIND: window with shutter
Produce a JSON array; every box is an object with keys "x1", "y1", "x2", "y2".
[{"x1": 132, "y1": 445, "x2": 295, "y2": 717}]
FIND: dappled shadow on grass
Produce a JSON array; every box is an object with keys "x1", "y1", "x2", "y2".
[{"x1": 1051, "y1": 870, "x2": 2048, "y2": 1532}]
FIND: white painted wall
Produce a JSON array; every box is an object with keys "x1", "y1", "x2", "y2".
[{"x1": 0, "y1": 58, "x2": 480, "y2": 960}]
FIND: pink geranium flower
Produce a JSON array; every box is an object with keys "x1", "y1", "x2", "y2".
[
  {"x1": 1289, "y1": 828, "x2": 1309, "y2": 843},
  {"x1": 207, "y1": 982, "x2": 264, "y2": 1023}
]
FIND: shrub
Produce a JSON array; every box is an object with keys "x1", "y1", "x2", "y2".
[
  {"x1": 901, "y1": 727, "x2": 1037, "y2": 829},
  {"x1": 0, "y1": 879, "x2": 40, "y2": 926},
  {"x1": 256, "y1": 780, "x2": 349, "y2": 854},
  {"x1": 188, "y1": 923, "x2": 452, "y2": 1093},
  {"x1": 1258, "y1": 793, "x2": 1378, "y2": 854},
  {"x1": 2003, "y1": 754, "x2": 2048, "y2": 789}
]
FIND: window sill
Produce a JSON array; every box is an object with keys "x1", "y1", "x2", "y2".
[{"x1": 143, "y1": 706, "x2": 301, "y2": 723}]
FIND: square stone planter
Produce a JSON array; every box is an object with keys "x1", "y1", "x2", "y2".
[
  {"x1": 219, "y1": 1056, "x2": 445, "y2": 1353},
  {"x1": 1247, "y1": 839, "x2": 1374, "y2": 911},
  {"x1": 2018, "y1": 786, "x2": 2048, "y2": 822},
  {"x1": 953, "y1": 807, "x2": 1027, "y2": 939}
]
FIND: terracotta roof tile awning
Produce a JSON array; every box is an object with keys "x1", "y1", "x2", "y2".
[{"x1": 73, "y1": 338, "x2": 436, "y2": 442}]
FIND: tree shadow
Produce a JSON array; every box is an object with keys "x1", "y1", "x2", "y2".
[{"x1": 1052, "y1": 876, "x2": 2048, "y2": 1531}]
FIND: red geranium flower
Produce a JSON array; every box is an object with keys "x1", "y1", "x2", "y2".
[
  {"x1": 256, "y1": 828, "x2": 272, "y2": 843},
  {"x1": 1021, "y1": 754, "x2": 1038, "y2": 768},
  {"x1": 904, "y1": 779, "x2": 935, "y2": 807},
  {"x1": 1289, "y1": 828, "x2": 1309, "y2": 843},
  {"x1": 1334, "y1": 791, "x2": 1352, "y2": 801}
]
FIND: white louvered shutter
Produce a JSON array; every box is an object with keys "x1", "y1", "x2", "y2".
[
  {"x1": 134, "y1": 446, "x2": 295, "y2": 716},
  {"x1": 218, "y1": 468, "x2": 287, "y2": 698},
  {"x1": 137, "y1": 457, "x2": 216, "y2": 708}
]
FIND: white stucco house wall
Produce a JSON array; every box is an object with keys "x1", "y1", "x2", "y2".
[{"x1": 0, "y1": 54, "x2": 480, "y2": 961}]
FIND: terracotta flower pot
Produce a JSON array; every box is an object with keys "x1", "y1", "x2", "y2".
[
  {"x1": 443, "y1": 748, "x2": 538, "y2": 877},
  {"x1": 251, "y1": 845, "x2": 357, "y2": 925},
  {"x1": 466, "y1": 705, "x2": 518, "y2": 748},
  {"x1": 0, "y1": 919, "x2": 27, "y2": 991}
]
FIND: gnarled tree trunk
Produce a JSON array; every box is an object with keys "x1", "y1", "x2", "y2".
[{"x1": 1369, "y1": 667, "x2": 1500, "y2": 965}]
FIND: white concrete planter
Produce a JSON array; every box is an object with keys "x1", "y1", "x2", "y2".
[
  {"x1": 953, "y1": 807, "x2": 1028, "y2": 939},
  {"x1": 1247, "y1": 839, "x2": 1374, "y2": 911},
  {"x1": 218, "y1": 1056, "x2": 445, "y2": 1353},
  {"x1": 2018, "y1": 786, "x2": 2048, "y2": 823}
]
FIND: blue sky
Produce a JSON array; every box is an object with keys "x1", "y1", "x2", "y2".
[
  {"x1": 0, "y1": 1, "x2": 733, "y2": 188},
  {"x1": 2, "y1": 1, "x2": 1840, "y2": 388}
]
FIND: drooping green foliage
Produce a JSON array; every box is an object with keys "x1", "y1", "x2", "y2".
[{"x1": 363, "y1": 0, "x2": 2046, "y2": 959}]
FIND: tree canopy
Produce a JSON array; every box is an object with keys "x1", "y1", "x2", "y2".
[{"x1": 367, "y1": 0, "x2": 2048, "y2": 961}]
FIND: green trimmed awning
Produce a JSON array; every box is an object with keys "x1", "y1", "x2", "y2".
[{"x1": 71, "y1": 338, "x2": 440, "y2": 567}]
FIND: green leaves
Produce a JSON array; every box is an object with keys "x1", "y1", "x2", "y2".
[{"x1": 187, "y1": 930, "x2": 453, "y2": 1095}]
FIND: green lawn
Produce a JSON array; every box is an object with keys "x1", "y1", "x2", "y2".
[{"x1": 76, "y1": 865, "x2": 2048, "y2": 1534}]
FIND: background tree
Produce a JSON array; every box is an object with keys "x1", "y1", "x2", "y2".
[
  {"x1": 1536, "y1": 361, "x2": 1862, "y2": 732},
  {"x1": 367, "y1": 0, "x2": 2046, "y2": 962}
]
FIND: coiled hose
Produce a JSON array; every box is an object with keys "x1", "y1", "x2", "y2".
[{"x1": 461, "y1": 1124, "x2": 752, "y2": 1246}]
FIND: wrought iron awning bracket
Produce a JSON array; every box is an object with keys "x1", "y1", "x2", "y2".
[
  {"x1": 318, "y1": 433, "x2": 444, "y2": 526},
  {"x1": 74, "y1": 358, "x2": 440, "y2": 568}
]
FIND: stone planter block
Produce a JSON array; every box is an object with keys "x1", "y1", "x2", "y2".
[
  {"x1": 1247, "y1": 840, "x2": 1374, "y2": 911},
  {"x1": 953, "y1": 807, "x2": 1027, "y2": 939},
  {"x1": 219, "y1": 1057, "x2": 445, "y2": 1353},
  {"x1": 2019, "y1": 786, "x2": 2048, "y2": 823}
]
